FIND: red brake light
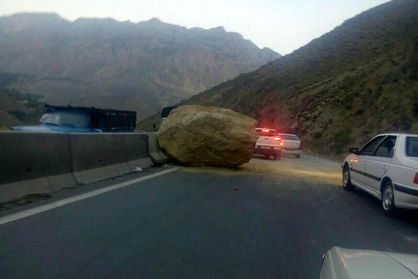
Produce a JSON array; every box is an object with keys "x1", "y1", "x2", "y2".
[
  {"x1": 262, "y1": 129, "x2": 270, "y2": 132},
  {"x1": 274, "y1": 137, "x2": 281, "y2": 141},
  {"x1": 414, "y1": 173, "x2": 418, "y2": 184}
]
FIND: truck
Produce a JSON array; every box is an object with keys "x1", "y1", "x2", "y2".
[{"x1": 13, "y1": 104, "x2": 136, "y2": 133}]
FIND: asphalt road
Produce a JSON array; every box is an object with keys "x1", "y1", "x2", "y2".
[{"x1": 1, "y1": 155, "x2": 418, "y2": 279}]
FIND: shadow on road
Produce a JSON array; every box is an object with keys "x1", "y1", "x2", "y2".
[{"x1": 349, "y1": 188, "x2": 418, "y2": 223}]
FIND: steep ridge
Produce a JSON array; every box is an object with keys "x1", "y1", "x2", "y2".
[
  {"x1": 184, "y1": 0, "x2": 418, "y2": 154},
  {"x1": 0, "y1": 13, "x2": 279, "y2": 120}
]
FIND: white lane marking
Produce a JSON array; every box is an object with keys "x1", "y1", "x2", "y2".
[{"x1": 0, "y1": 168, "x2": 177, "y2": 226}]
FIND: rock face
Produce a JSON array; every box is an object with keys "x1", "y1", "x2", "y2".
[{"x1": 158, "y1": 105, "x2": 258, "y2": 168}]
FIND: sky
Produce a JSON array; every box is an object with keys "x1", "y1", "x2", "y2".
[{"x1": 0, "y1": 0, "x2": 390, "y2": 55}]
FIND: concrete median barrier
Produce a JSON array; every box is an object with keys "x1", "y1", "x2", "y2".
[
  {"x1": 0, "y1": 132, "x2": 154, "y2": 203},
  {"x1": 0, "y1": 132, "x2": 75, "y2": 203},
  {"x1": 123, "y1": 133, "x2": 154, "y2": 172},
  {"x1": 71, "y1": 133, "x2": 152, "y2": 185},
  {"x1": 143, "y1": 132, "x2": 169, "y2": 165}
]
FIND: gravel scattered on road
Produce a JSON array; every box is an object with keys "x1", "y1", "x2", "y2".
[{"x1": 180, "y1": 155, "x2": 342, "y2": 186}]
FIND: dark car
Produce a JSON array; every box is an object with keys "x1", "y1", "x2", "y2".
[{"x1": 13, "y1": 104, "x2": 136, "y2": 133}]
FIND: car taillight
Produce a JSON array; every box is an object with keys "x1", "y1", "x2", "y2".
[
  {"x1": 262, "y1": 129, "x2": 270, "y2": 132},
  {"x1": 414, "y1": 173, "x2": 418, "y2": 184},
  {"x1": 274, "y1": 137, "x2": 281, "y2": 141}
]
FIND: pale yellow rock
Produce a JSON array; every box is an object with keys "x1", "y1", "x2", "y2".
[{"x1": 158, "y1": 105, "x2": 258, "y2": 168}]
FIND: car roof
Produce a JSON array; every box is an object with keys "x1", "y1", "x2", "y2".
[{"x1": 375, "y1": 133, "x2": 418, "y2": 137}]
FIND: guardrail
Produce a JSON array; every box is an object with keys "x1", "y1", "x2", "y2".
[{"x1": 0, "y1": 131, "x2": 167, "y2": 203}]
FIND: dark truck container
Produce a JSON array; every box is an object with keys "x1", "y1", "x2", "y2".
[{"x1": 13, "y1": 104, "x2": 136, "y2": 133}]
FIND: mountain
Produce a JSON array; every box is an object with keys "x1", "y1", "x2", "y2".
[
  {"x1": 0, "y1": 72, "x2": 44, "y2": 129},
  {"x1": 178, "y1": 0, "x2": 418, "y2": 155},
  {"x1": 0, "y1": 13, "x2": 280, "y2": 122}
]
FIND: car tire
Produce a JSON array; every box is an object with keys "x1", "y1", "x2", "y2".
[
  {"x1": 295, "y1": 154, "x2": 300, "y2": 158},
  {"x1": 382, "y1": 182, "x2": 397, "y2": 217},
  {"x1": 342, "y1": 166, "x2": 354, "y2": 191}
]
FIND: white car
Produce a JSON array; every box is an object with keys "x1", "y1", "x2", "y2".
[
  {"x1": 321, "y1": 247, "x2": 418, "y2": 279},
  {"x1": 253, "y1": 128, "x2": 282, "y2": 160},
  {"x1": 342, "y1": 133, "x2": 418, "y2": 215},
  {"x1": 278, "y1": 133, "x2": 302, "y2": 158}
]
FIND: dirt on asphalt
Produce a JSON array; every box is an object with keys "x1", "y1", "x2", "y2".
[{"x1": 180, "y1": 154, "x2": 342, "y2": 186}]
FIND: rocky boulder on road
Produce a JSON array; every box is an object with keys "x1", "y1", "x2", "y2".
[{"x1": 158, "y1": 105, "x2": 258, "y2": 168}]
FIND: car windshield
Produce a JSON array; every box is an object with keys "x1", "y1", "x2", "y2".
[
  {"x1": 40, "y1": 111, "x2": 90, "y2": 127},
  {"x1": 406, "y1": 137, "x2": 418, "y2": 157},
  {"x1": 279, "y1": 134, "x2": 299, "y2": 141}
]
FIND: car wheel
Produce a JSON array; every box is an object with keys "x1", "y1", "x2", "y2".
[
  {"x1": 295, "y1": 154, "x2": 300, "y2": 158},
  {"x1": 342, "y1": 166, "x2": 354, "y2": 191},
  {"x1": 382, "y1": 182, "x2": 397, "y2": 216}
]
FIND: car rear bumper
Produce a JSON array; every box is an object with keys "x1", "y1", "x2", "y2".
[
  {"x1": 282, "y1": 148, "x2": 302, "y2": 155},
  {"x1": 394, "y1": 183, "x2": 418, "y2": 209},
  {"x1": 254, "y1": 146, "x2": 281, "y2": 156}
]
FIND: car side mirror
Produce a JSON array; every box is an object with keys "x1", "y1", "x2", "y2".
[{"x1": 349, "y1": 147, "x2": 359, "y2": 155}]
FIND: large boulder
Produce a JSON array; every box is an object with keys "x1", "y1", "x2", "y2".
[{"x1": 158, "y1": 105, "x2": 258, "y2": 168}]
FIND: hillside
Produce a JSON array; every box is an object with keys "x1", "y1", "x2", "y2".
[
  {"x1": 0, "y1": 90, "x2": 44, "y2": 129},
  {"x1": 179, "y1": 0, "x2": 418, "y2": 155},
  {"x1": 0, "y1": 72, "x2": 44, "y2": 129},
  {"x1": 0, "y1": 13, "x2": 279, "y2": 122}
]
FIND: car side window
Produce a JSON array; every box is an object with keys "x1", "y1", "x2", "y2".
[
  {"x1": 374, "y1": 136, "x2": 397, "y2": 158},
  {"x1": 406, "y1": 137, "x2": 418, "y2": 157},
  {"x1": 359, "y1": 136, "x2": 385, "y2": 156}
]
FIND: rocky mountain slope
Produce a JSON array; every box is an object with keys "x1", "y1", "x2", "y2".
[
  {"x1": 0, "y1": 72, "x2": 44, "y2": 129},
  {"x1": 181, "y1": 0, "x2": 418, "y2": 155},
  {"x1": 0, "y1": 13, "x2": 279, "y2": 122}
]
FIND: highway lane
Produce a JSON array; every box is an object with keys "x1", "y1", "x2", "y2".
[{"x1": 1, "y1": 155, "x2": 418, "y2": 279}]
